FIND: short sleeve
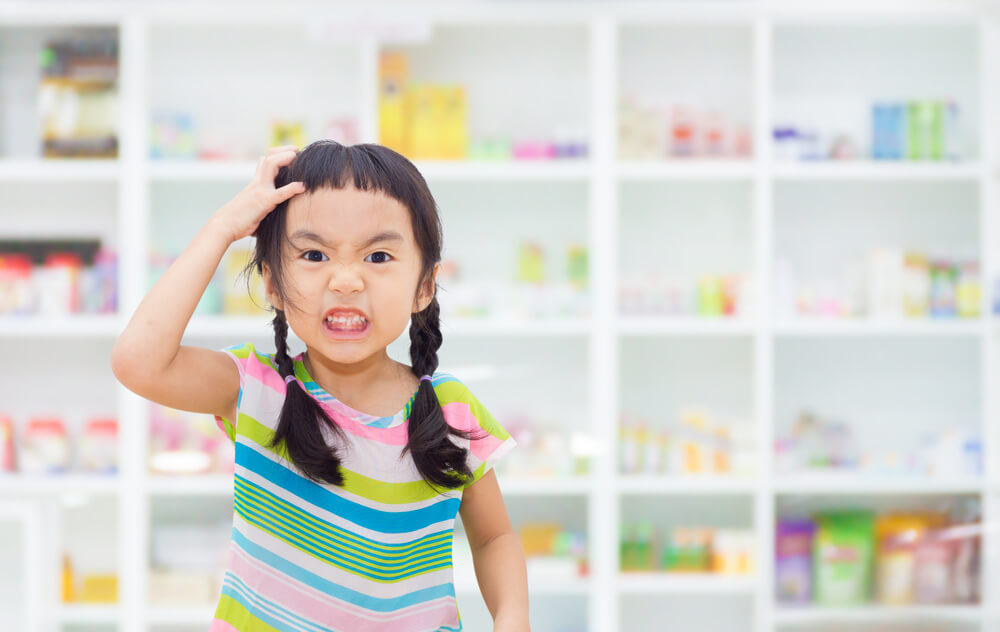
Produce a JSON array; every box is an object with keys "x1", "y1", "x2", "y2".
[
  {"x1": 443, "y1": 379, "x2": 516, "y2": 491},
  {"x1": 213, "y1": 342, "x2": 255, "y2": 443}
]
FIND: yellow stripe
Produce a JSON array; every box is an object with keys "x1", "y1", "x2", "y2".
[{"x1": 213, "y1": 593, "x2": 283, "y2": 632}]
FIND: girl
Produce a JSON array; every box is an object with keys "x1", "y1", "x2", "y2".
[{"x1": 111, "y1": 140, "x2": 529, "y2": 632}]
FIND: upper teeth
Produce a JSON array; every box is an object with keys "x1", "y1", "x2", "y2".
[{"x1": 326, "y1": 314, "x2": 366, "y2": 325}]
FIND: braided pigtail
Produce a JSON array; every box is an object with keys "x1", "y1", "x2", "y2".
[
  {"x1": 268, "y1": 310, "x2": 347, "y2": 485},
  {"x1": 405, "y1": 295, "x2": 485, "y2": 491}
]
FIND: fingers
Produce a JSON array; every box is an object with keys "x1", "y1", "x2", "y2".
[
  {"x1": 267, "y1": 144, "x2": 299, "y2": 155},
  {"x1": 256, "y1": 148, "x2": 299, "y2": 181},
  {"x1": 273, "y1": 180, "x2": 306, "y2": 203}
]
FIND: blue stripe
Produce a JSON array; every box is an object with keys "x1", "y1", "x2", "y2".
[
  {"x1": 231, "y1": 528, "x2": 458, "y2": 612},
  {"x1": 234, "y1": 475, "x2": 453, "y2": 555},
  {"x1": 233, "y1": 495, "x2": 454, "y2": 581},
  {"x1": 236, "y1": 443, "x2": 461, "y2": 534}
]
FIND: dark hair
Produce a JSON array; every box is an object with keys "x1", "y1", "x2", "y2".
[{"x1": 242, "y1": 140, "x2": 482, "y2": 491}]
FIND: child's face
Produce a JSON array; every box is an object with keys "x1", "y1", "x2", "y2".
[{"x1": 263, "y1": 185, "x2": 437, "y2": 368}]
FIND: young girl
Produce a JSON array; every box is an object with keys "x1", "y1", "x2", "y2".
[{"x1": 111, "y1": 140, "x2": 529, "y2": 632}]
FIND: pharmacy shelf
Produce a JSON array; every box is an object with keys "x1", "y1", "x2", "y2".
[
  {"x1": 617, "y1": 573, "x2": 756, "y2": 595},
  {"x1": 617, "y1": 316, "x2": 755, "y2": 337},
  {"x1": 617, "y1": 475, "x2": 757, "y2": 495},
  {"x1": 3, "y1": 5, "x2": 998, "y2": 632},
  {"x1": 616, "y1": 160, "x2": 756, "y2": 181},
  {"x1": 773, "y1": 604, "x2": 984, "y2": 626},
  {"x1": 0, "y1": 314, "x2": 122, "y2": 338},
  {"x1": 771, "y1": 161, "x2": 985, "y2": 181},
  {"x1": 0, "y1": 158, "x2": 120, "y2": 181},
  {"x1": 773, "y1": 474, "x2": 984, "y2": 495},
  {"x1": 773, "y1": 318, "x2": 984, "y2": 337}
]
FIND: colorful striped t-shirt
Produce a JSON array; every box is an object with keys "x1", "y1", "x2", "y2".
[{"x1": 209, "y1": 342, "x2": 517, "y2": 632}]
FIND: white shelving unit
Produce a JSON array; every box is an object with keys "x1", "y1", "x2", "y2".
[{"x1": 1, "y1": 2, "x2": 999, "y2": 632}]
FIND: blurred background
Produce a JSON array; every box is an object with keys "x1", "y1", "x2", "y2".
[{"x1": 1, "y1": 0, "x2": 1000, "y2": 631}]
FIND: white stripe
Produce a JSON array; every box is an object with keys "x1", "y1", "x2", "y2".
[{"x1": 230, "y1": 545, "x2": 460, "y2": 625}]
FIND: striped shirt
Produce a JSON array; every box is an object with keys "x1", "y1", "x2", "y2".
[{"x1": 209, "y1": 342, "x2": 516, "y2": 632}]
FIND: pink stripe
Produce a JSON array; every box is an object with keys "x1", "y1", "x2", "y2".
[
  {"x1": 441, "y1": 402, "x2": 504, "y2": 460},
  {"x1": 209, "y1": 620, "x2": 241, "y2": 632},
  {"x1": 228, "y1": 543, "x2": 460, "y2": 629},
  {"x1": 246, "y1": 353, "x2": 285, "y2": 393}
]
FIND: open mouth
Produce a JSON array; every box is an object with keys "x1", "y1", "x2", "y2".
[{"x1": 322, "y1": 311, "x2": 371, "y2": 339}]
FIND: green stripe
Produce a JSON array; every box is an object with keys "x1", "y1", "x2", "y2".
[
  {"x1": 234, "y1": 490, "x2": 454, "y2": 582},
  {"x1": 234, "y1": 476, "x2": 453, "y2": 558}
]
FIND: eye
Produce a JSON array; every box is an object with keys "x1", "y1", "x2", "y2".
[
  {"x1": 365, "y1": 251, "x2": 393, "y2": 264},
  {"x1": 302, "y1": 250, "x2": 327, "y2": 262}
]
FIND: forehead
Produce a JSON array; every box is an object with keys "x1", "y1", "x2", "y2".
[{"x1": 285, "y1": 186, "x2": 413, "y2": 245}]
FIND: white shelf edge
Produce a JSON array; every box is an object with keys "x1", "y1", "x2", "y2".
[
  {"x1": 0, "y1": 474, "x2": 121, "y2": 494},
  {"x1": 183, "y1": 315, "x2": 592, "y2": 338},
  {"x1": 774, "y1": 318, "x2": 984, "y2": 337},
  {"x1": 773, "y1": 604, "x2": 983, "y2": 625},
  {"x1": 146, "y1": 475, "x2": 233, "y2": 496},
  {"x1": 50, "y1": 604, "x2": 120, "y2": 624},
  {"x1": 0, "y1": 158, "x2": 120, "y2": 181},
  {"x1": 616, "y1": 475, "x2": 758, "y2": 494},
  {"x1": 774, "y1": 475, "x2": 984, "y2": 495},
  {"x1": 771, "y1": 161, "x2": 985, "y2": 181},
  {"x1": 456, "y1": 576, "x2": 590, "y2": 596},
  {"x1": 148, "y1": 159, "x2": 593, "y2": 182},
  {"x1": 618, "y1": 316, "x2": 755, "y2": 336},
  {"x1": 617, "y1": 572, "x2": 756, "y2": 595},
  {"x1": 615, "y1": 160, "x2": 755, "y2": 180},
  {"x1": 0, "y1": 315, "x2": 123, "y2": 338},
  {"x1": 497, "y1": 476, "x2": 592, "y2": 495},
  {"x1": 146, "y1": 606, "x2": 216, "y2": 625}
]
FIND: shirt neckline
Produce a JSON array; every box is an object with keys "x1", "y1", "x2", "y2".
[{"x1": 291, "y1": 352, "x2": 428, "y2": 428}]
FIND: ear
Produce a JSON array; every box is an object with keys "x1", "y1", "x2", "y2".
[
  {"x1": 413, "y1": 263, "x2": 439, "y2": 313},
  {"x1": 261, "y1": 262, "x2": 284, "y2": 311}
]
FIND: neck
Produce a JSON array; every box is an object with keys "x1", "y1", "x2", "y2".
[{"x1": 302, "y1": 348, "x2": 409, "y2": 403}]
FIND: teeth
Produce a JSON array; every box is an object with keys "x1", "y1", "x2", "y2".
[{"x1": 325, "y1": 314, "x2": 367, "y2": 328}]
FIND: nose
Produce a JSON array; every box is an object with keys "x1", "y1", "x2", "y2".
[{"x1": 327, "y1": 264, "x2": 364, "y2": 294}]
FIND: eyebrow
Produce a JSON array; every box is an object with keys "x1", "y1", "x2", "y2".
[{"x1": 289, "y1": 229, "x2": 404, "y2": 250}]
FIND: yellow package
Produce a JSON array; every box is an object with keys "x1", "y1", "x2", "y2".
[
  {"x1": 439, "y1": 84, "x2": 467, "y2": 160},
  {"x1": 378, "y1": 52, "x2": 409, "y2": 154},
  {"x1": 406, "y1": 83, "x2": 437, "y2": 159},
  {"x1": 79, "y1": 573, "x2": 118, "y2": 603}
]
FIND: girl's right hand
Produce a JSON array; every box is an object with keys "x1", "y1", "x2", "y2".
[{"x1": 211, "y1": 145, "x2": 307, "y2": 243}]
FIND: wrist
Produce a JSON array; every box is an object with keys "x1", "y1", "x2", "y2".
[{"x1": 202, "y1": 216, "x2": 238, "y2": 246}]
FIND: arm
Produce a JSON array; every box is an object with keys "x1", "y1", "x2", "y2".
[
  {"x1": 109, "y1": 146, "x2": 305, "y2": 419},
  {"x1": 458, "y1": 469, "x2": 530, "y2": 632}
]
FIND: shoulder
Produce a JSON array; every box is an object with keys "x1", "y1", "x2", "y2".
[
  {"x1": 219, "y1": 342, "x2": 279, "y2": 375},
  {"x1": 430, "y1": 370, "x2": 509, "y2": 439}
]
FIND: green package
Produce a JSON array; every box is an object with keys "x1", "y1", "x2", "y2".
[{"x1": 813, "y1": 510, "x2": 875, "y2": 605}]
